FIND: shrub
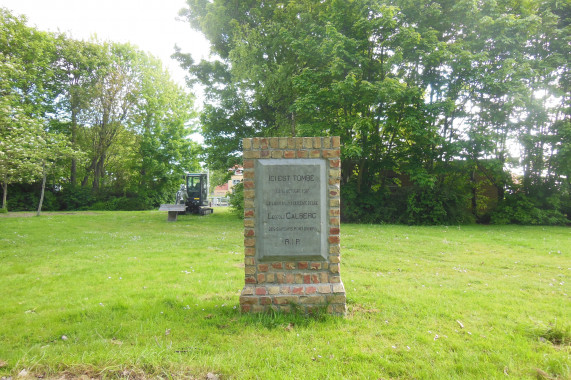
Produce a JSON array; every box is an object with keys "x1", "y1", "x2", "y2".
[
  {"x1": 491, "y1": 193, "x2": 567, "y2": 225},
  {"x1": 228, "y1": 182, "x2": 244, "y2": 219},
  {"x1": 57, "y1": 185, "x2": 96, "y2": 210}
]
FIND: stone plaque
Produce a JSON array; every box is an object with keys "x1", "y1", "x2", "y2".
[{"x1": 255, "y1": 159, "x2": 327, "y2": 261}]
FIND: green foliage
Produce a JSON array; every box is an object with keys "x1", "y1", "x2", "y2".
[
  {"x1": 56, "y1": 185, "x2": 96, "y2": 211},
  {"x1": 178, "y1": 0, "x2": 570, "y2": 224},
  {"x1": 6, "y1": 184, "x2": 58, "y2": 212},
  {"x1": 0, "y1": 8, "x2": 200, "y2": 212},
  {"x1": 90, "y1": 196, "x2": 153, "y2": 211},
  {"x1": 491, "y1": 193, "x2": 568, "y2": 225},
  {"x1": 228, "y1": 181, "x2": 244, "y2": 219},
  {"x1": 0, "y1": 207, "x2": 7, "y2": 213}
]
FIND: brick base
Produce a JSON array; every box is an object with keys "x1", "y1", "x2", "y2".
[{"x1": 240, "y1": 282, "x2": 346, "y2": 315}]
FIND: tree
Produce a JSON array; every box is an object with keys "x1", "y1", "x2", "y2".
[{"x1": 178, "y1": 0, "x2": 569, "y2": 224}]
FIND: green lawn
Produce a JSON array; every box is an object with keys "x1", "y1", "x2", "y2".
[{"x1": 0, "y1": 209, "x2": 569, "y2": 379}]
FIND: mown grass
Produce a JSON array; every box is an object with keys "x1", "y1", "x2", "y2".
[{"x1": 0, "y1": 209, "x2": 569, "y2": 379}]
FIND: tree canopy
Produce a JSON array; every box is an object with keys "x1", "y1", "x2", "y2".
[
  {"x1": 1, "y1": 8, "x2": 201, "y2": 211},
  {"x1": 177, "y1": 0, "x2": 569, "y2": 224}
]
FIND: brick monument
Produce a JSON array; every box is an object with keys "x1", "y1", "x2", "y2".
[{"x1": 239, "y1": 137, "x2": 346, "y2": 315}]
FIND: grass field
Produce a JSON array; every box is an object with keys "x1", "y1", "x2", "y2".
[{"x1": 0, "y1": 209, "x2": 569, "y2": 379}]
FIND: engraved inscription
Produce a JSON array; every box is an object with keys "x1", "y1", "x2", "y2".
[{"x1": 255, "y1": 159, "x2": 327, "y2": 260}]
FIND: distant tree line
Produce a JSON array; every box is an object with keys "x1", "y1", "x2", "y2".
[
  {"x1": 1, "y1": 8, "x2": 200, "y2": 213},
  {"x1": 176, "y1": 0, "x2": 570, "y2": 225}
]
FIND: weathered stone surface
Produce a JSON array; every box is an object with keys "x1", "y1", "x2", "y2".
[{"x1": 255, "y1": 159, "x2": 327, "y2": 261}]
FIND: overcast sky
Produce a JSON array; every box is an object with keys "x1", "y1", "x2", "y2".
[{"x1": 0, "y1": 0, "x2": 210, "y2": 88}]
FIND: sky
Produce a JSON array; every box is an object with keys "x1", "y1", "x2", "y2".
[{"x1": 0, "y1": 0, "x2": 210, "y2": 89}]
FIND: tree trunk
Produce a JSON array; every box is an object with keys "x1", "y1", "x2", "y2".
[
  {"x1": 70, "y1": 110, "x2": 78, "y2": 186},
  {"x1": 37, "y1": 163, "x2": 47, "y2": 216},
  {"x1": 470, "y1": 168, "x2": 477, "y2": 218},
  {"x1": 2, "y1": 180, "x2": 7, "y2": 210}
]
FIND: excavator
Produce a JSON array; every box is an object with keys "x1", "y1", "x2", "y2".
[{"x1": 175, "y1": 173, "x2": 213, "y2": 215}]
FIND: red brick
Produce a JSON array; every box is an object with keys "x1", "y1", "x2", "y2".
[
  {"x1": 245, "y1": 276, "x2": 256, "y2": 284},
  {"x1": 293, "y1": 287, "x2": 304, "y2": 294},
  {"x1": 298, "y1": 261, "x2": 309, "y2": 270},
  {"x1": 243, "y1": 159, "x2": 254, "y2": 169},
  {"x1": 255, "y1": 287, "x2": 267, "y2": 295},
  {"x1": 260, "y1": 138, "x2": 269, "y2": 149},
  {"x1": 329, "y1": 190, "x2": 339, "y2": 197},
  {"x1": 285, "y1": 262, "x2": 296, "y2": 270},
  {"x1": 311, "y1": 274, "x2": 319, "y2": 284},
  {"x1": 305, "y1": 286, "x2": 317, "y2": 294},
  {"x1": 303, "y1": 275, "x2": 311, "y2": 284},
  {"x1": 330, "y1": 217, "x2": 340, "y2": 226},
  {"x1": 329, "y1": 159, "x2": 340, "y2": 168},
  {"x1": 244, "y1": 229, "x2": 255, "y2": 237},
  {"x1": 243, "y1": 180, "x2": 254, "y2": 189},
  {"x1": 258, "y1": 264, "x2": 269, "y2": 272},
  {"x1": 310, "y1": 149, "x2": 321, "y2": 158},
  {"x1": 276, "y1": 273, "x2": 285, "y2": 283},
  {"x1": 296, "y1": 150, "x2": 309, "y2": 158},
  {"x1": 323, "y1": 149, "x2": 340, "y2": 158},
  {"x1": 244, "y1": 210, "x2": 254, "y2": 218},
  {"x1": 328, "y1": 236, "x2": 340, "y2": 244},
  {"x1": 241, "y1": 305, "x2": 251, "y2": 312},
  {"x1": 285, "y1": 273, "x2": 294, "y2": 283},
  {"x1": 260, "y1": 297, "x2": 272, "y2": 305},
  {"x1": 257, "y1": 274, "x2": 266, "y2": 283},
  {"x1": 244, "y1": 238, "x2": 256, "y2": 247},
  {"x1": 271, "y1": 262, "x2": 283, "y2": 269},
  {"x1": 329, "y1": 227, "x2": 340, "y2": 235},
  {"x1": 284, "y1": 150, "x2": 295, "y2": 158},
  {"x1": 310, "y1": 262, "x2": 321, "y2": 270},
  {"x1": 245, "y1": 247, "x2": 255, "y2": 256},
  {"x1": 261, "y1": 150, "x2": 270, "y2": 158}
]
